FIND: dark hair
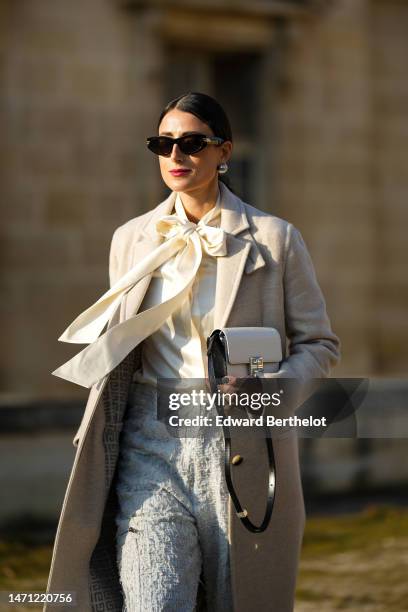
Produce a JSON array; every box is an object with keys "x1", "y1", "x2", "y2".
[{"x1": 157, "y1": 92, "x2": 237, "y2": 195}]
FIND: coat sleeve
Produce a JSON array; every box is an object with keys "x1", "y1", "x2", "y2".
[{"x1": 271, "y1": 223, "x2": 341, "y2": 381}]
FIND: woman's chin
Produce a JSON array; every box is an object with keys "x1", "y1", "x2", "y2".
[{"x1": 165, "y1": 176, "x2": 196, "y2": 191}]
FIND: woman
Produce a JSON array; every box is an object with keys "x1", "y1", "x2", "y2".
[{"x1": 46, "y1": 92, "x2": 340, "y2": 612}]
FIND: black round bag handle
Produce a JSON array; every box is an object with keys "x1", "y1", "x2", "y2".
[{"x1": 206, "y1": 332, "x2": 276, "y2": 533}]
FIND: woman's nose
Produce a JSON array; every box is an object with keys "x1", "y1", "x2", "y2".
[{"x1": 170, "y1": 143, "x2": 184, "y2": 161}]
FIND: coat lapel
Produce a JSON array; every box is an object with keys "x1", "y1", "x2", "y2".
[
  {"x1": 212, "y1": 182, "x2": 266, "y2": 328},
  {"x1": 123, "y1": 181, "x2": 266, "y2": 327}
]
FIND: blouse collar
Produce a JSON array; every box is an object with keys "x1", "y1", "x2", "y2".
[{"x1": 174, "y1": 186, "x2": 221, "y2": 226}]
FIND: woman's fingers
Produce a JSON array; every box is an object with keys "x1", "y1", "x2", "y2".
[
  {"x1": 217, "y1": 376, "x2": 263, "y2": 397},
  {"x1": 217, "y1": 375, "x2": 240, "y2": 395}
]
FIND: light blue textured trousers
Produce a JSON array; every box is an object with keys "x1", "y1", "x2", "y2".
[{"x1": 115, "y1": 381, "x2": 233, "y2": 612}]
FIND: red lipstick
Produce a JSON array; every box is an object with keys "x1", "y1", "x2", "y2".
[{"x1": 170, "y1": 169, "x2": 191, "y2": 176}]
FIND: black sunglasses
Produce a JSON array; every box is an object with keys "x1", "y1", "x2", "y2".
[{"x1": 146, "y1": 133, "x2": 225, "y2": 157}]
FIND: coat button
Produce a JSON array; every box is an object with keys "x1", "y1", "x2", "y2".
[{"x1": 231, "y1": 454, "x2": 243, "y2": 465}]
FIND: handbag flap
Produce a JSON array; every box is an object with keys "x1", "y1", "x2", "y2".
[{"x1": 222, "y1": 327, "x2": 282, "y2": 365}]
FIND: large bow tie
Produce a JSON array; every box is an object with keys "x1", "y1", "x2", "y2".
[{"x1": 52, "y1": 196, "x2": 227, "y2": 388}]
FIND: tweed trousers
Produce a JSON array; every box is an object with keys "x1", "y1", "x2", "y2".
[{"x1": 114, "y1": 381, "x2": 233, "y2": 612}]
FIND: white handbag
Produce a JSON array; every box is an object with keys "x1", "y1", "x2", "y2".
[
  {"x1": 206, "y1": 326, "x2": 282, "y2": 380},
  {"x1": 206, "y1": 326, "x2": 282, "y2": 533}
]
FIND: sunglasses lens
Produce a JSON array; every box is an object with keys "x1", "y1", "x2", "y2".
[
  {"x1": 147, "y1": 135, "x2": 207, "y2": 156},
  {"x1": 147, "y1": 137, "x2": 173, "y2": 156},
  {"x1": 179, "y1": 135, "x2": 205, "y2": 155}
]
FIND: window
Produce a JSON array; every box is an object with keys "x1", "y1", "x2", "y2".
[{"x1": 163, "y1": 47, "x2": 261, "y2": 204}]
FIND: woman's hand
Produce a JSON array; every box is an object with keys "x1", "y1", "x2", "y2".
[
  {"x1": 217, "y1": 376, "x2": 263, "y2": 403},
  {"x1": 217, "y1": 375, "x2": 243, "y2": 395},
  {"x1": 204, "y1": 375, "x2": 243, "y2": 394}
]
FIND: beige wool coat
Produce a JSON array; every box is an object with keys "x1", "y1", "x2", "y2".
[{"x1": 45, "y1": 180, "x2": 340, "y2": 612}]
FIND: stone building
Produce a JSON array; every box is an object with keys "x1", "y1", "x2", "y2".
[{"x1": 1, "y1": 0, "x2": 407, "y2": 400}]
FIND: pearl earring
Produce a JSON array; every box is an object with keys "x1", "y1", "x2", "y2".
[{"x1": 218, "y1": 162, "x2": 228, "y2": 175}]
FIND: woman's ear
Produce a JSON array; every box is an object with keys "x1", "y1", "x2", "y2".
[{"x1": 221, "y1": 141, "x2": 233, "y2": 164}]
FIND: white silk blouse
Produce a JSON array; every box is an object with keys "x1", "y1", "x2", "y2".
[{"x1": 132, "y1": 187, "x2": 222, "y2": 386}]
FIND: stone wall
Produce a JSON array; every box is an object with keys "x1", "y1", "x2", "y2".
[
  {"x1": 1, "y1": 0, "x2": 164, "y2": 398},
  {"x1": 271, "y1": 0, "x2": 408, "y2": 377}
]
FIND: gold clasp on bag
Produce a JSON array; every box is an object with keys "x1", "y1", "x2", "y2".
[{"x1": 249, "y1": 356, "x2": 264, "y2": 376}]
